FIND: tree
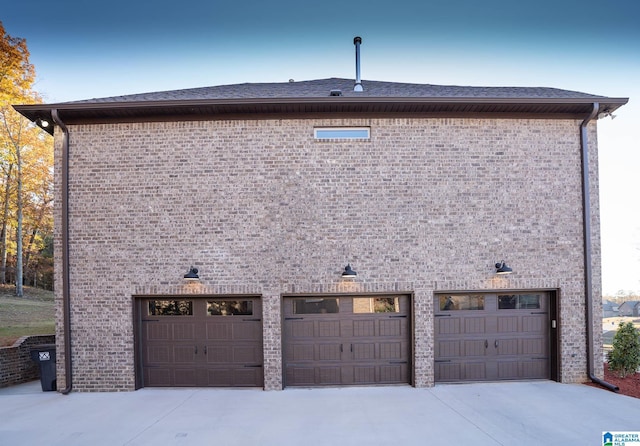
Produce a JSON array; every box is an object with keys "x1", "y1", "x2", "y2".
[
  {"x1": 608, "y1": 321, "x2": 640, "y2": 378},
  {"x1": 0, "y1": 21, "x2": 53, "y2": 296}
]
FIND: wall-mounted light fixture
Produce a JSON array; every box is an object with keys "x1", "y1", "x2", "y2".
[
  {"x1": 35, "y1": 118, "x2": 50, "y2": 129},
  {"x1": 495, "y1": 261, "x2": 513, "y2": 275},
  {"x1": 183, "y1": 266, "x2": 199, "y2": 281},
  {"x1": 341, "y1": 264, "x2": 357, "y2": 279},
  {"x1": 598, "y1": 108, "x2": 617, "y2": 120}
]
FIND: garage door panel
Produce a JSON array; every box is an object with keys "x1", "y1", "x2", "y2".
[
  {"x1": 436, "y1": 340, "x2": 460, "y2": 358},
  {"x1": 353, "y1": 366, "x2": 376, "y2": 384},
  {"x1": 464, "y1": 340, "x2": 488, "y2": 357},
  {"x1": 436, "y1": 362, "x2": 461, "y2": 381},
  {"x1": 353, "y1": 343, "x2": 375, "y2": 360},
  {"x1": 231, "y1": 323, "x2": 262, "y2": 341},
  {"x1": 437, "y1": 318, "x2": 461, "y2": 335},
  {"x1": 464, "y1": 317, "x2": 486, "y2": 334},
  {"x1": 379, "y1": 342, "x2": 404, "y2": 360},
  {"x1": 521, "y1": 337, "x2": 546, "y2": 355},
  {"x1": 174, "y1": 369, "x2": 198, "y2": 386},
  {"x1": 380, "y1": 364, "x2": 406, "y2": 383},
  {"x1": 290, "y1": 320, "x2": 315, "y2": 338},
  {"x1": 173, "y1": 345, "x2": 197, "y2": 363},
  {"x1": 146, "y1": 345, "x2": 171, "y2": 363},
  {"x1": 319, "y1": 367, "x2": 342, "y2": 385},
  {"x1": 206, "y1": 323, "x2": 231, "y2": 340},
  {"x1": 207, "y1": 346, "x2": 231, "y2": 363},
  {"x1": 205, "y1": 345, "x2": 260, "y2": 364},
  {"x1": 290, "y1": 344, "x2": 315, "y2": 361},
  {"x1": 497, "y1": 361, "x2": 519, "y2": 379},
  {"x1": 497, "y1": 316, "x2": 519, "y2": 333},
  {"x1": 206, "y1": 367, "x2": 262, "y2": 387},
  {"x1": 379, "y1": 319, "x2": 403, "y2": 336},
  {"x1": 522, "y1": 316, "x2": 544, "y2": 333},
  {"x1": 173, "y1": 324, "x2": 197, "y2": 340},
  {"x1": 353, "y1": 320, "x2": 375, "y2": 337},
  {"x1": 146, "y1": 368, "x2": 171, "y2": 386},
  {"x1": 318, "y1": 343, "x2": 342, "y2": 361},
  {"x1": 318, "y1": 320, "x2": 341, "y2": 337},
  {"x1": 521, "y1": 359, "x2": 548, "y2": 378},
  {"x1": 286, "y1": 366, "x2": 315, "y2": 385},
  {"x1": 146, "y1": 323, "x2": 170, "y2": 340},
  {"x1": 465, "y1": 362, "x2": 487, "y2": 380},
  {"x1": 233, "y1": 345, "x2": 262, "y2": 363},
  {"x1": 494, "y1": 338, "x2": 522, "y2": 356}
]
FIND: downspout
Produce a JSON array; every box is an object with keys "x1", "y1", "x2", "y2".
[
  {"x1": 581, "y1": 102, "x2": 619, "y2": 392},
  {"x1": 51, "y1": 109, "x2": 72, "y2": 394}
]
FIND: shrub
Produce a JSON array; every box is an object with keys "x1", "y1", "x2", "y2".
[{"x1": 608, "y1": 321, "x2": 640, "y2": 377}]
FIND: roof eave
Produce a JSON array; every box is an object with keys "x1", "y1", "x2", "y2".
[{"x1": 13, "y1": 96, "x2": 630, "y2": 136}]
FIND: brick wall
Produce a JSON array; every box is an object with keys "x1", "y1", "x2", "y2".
[
  {"x1": 0, "y1": 335, "x2": 56, "y2": 388},
  {"x1": 54, "y1": 117, "x2": 601, "y2": 390}
]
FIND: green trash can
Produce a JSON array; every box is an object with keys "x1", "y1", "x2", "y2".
[{"x1": 30, "y1": 344, "x2": 57, "y2": 391}]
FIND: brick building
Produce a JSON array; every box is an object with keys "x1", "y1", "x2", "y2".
[{"x1": 15, "y1": 76, "x2": 627, "y2": 392}]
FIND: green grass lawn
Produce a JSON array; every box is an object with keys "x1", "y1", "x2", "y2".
[{"x1": 0, "y1": 285, "x2": 54, "y2": 346}]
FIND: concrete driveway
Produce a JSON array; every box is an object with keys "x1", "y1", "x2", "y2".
[{"x1": 0, "y1": 380, "x2": 638, "y2": 445}]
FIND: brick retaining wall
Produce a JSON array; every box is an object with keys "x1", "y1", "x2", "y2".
[{"x1": 0, "y1": 335, "x2": 55, "y2": 388}]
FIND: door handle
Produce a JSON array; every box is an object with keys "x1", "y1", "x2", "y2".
[
  {"x1": 495, "y1": 340, "x2": 499, "y2": 348},
  {"x1": 195, "y1": 346, "x2": 198, "y2": 355},
  {"x1": 204, "y1": 346, "x2": 207, "y2": 355},
  {"x1": 485, "y1": 340, "x2": 488, "y2": 349}
]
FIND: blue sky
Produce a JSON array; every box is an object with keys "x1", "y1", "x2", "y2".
[{"x1": 3, "y1": 0, "x2": 640, "y2": 294}]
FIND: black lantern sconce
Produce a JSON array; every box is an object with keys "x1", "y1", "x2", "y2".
[
  {"x1": 341, "y1": 264, "x2": 357, "y2": 279},
  {"x1": 495, "y1": 261, "x2": 513, "y2": 275},
  {"x1": 183, "y1": 266, "x2": 200, "y2": 281}
]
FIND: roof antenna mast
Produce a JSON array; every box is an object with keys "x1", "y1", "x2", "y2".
[{"x1": 354, "y1": 36, "x2": 363, "y2": 92}]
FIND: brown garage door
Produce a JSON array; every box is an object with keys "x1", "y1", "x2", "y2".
[
  {"x1": 141, "y1": 297, "x2": 263, "y2": 387},
  {"x1": 434, "y1": 292, "x2": 550, "y2": 382},
  {"x1": 283, "y1": 295, "x2": 411, "y2": 387}
]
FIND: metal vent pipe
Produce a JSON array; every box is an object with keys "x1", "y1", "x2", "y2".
[{"x1": 354, "y1": 36, "x2": 363, "y2": 92}]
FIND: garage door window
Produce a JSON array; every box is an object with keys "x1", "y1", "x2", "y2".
[
  {"x1": 439, "y1": 295, "x2": 484, "y2": 311},
  {"x1": 148, "y1": 300, "x2": 193, "y2": 316},
  {"x1": 293, "y1": 298, "x2": 339, "y2": 314},
  {"x1": 207, "y1": 300, "x2": 253, "y2": 316},
  {"x1": 498, "y1": 294, "x2": 541, "y2": 310},
  {"x1": 353, "y1": 297, "x2": 400, "y2": 313}
]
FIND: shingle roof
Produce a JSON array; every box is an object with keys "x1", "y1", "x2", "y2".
[
  {"x1": 72, "y1": 77, "x2": 605, "y2": 103},
  {"x1": 13, "y1": 77, "x2": 628, "y2": 135}
]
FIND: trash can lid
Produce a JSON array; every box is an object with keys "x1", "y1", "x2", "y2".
[{"x1": 30, "y1": 344, "x2": 56, "y2": 350}]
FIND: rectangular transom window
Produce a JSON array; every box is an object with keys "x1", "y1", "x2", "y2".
[
  {"x1": 293, "y1": 298, "x2": 339, "y2": 314},
  {"x1": 207, "y1": 300, "x2": 253, "y2": 316},
  {"x1": 148, "y1": 300, "x2": 193, "y2": 316},
  {"x1": 314, "y1": 127, "x2": 370, "y2": 140},
  {"x1": 353, "y1": 297, "x2": 400, "y2": 313},
  {"x1": 498, "y1": 294, "x2": 541, "y2": 310},
  {"x1": 439, "y1": 295, "x2": 485, "y2": 311}
]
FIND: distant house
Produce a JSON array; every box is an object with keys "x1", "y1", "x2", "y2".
[
  {"x1": 602, "y1": 300, "x2": 620, "y2": 318},
  {"x1": 14, "y1": 41, "x2": 628, "y2": 392},
  {"x1": 617, "y1": 301, "x2": 640, "y2": 317}
]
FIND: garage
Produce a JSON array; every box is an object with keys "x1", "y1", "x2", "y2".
[
  {"x1": 139, "y1": 296, "x2": 263, "y2": 387},
  {"x1": 283, "y1": 294, "x2": 411, "y2": 387},
  {"x1": 434, "y1": 292, "x2": 554, "y2": 382}
]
